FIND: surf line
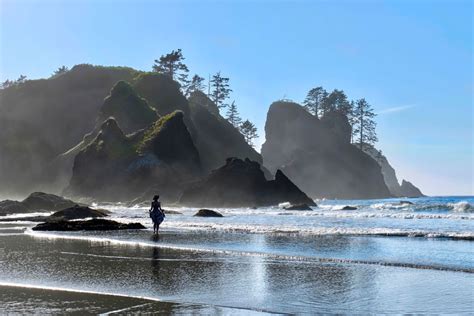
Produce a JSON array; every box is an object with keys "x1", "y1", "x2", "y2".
[
  {"x1": 26, "y1": 230, "x2": 474, "y2": 274},
  {"x1": 0, "y1": 281, "x2": 164, "y2": 302},
  {"x1": 0, "y1": 281, "x2": 280, "y2": 315}
]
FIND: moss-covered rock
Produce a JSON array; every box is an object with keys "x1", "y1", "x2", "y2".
[
  {"x1": 68, "y1": 112, "x2": 201, "y2": 202},
  {"x1": 133, "y1": 73, "x2": 190, "y2": 116},
  {"x1": 99, "y1": 81, "x2": 157, "y2": 134},
  {"x1": 138, "y1": 111, "x2": 200, "y2": 170},
  {"x1": 0, "y1": 64, "x2": 140, "y2": 195}
]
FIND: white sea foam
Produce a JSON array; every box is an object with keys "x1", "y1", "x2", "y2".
[{"x1": 448, "y1": 201, "x2": 474, "y2": 213}]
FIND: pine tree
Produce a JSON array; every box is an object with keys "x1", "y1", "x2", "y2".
[
  {"x1": 352, "y1": 98, "x2": 378, "y2": 150},
  {"x1": 16, "y1": 75, "x2": 27, "y2": 84},
  {"x1": 226, "y1": 101, "x2": 242, "y2": 128},
  {"x1": 303, "y1": 86, "x2": 327, "y2": 118},
  {"x1": 324, "y1": 89, "x2": 351, "y2": 116},
  {"x1": 152, "y1": 49, "x2": 189, "y2": 88},
  {"x1": 52, "y1": 66, "x2": 69, "y2": 77},
  {"x1": 0, "y1": 79, "x2": 13, "y2": 89},
  {"x1": 185, "y1": 74, "x2": 206, "y2": 97},
  {"x1": 348, "y1": 100, "x2": 356, "y2": 143},
  {"x1": 210, "y1": 72, "x2": 232, "y2": 110},
  {"x1": 240, "y1": 120, "x2": 258, "y2": 147}
]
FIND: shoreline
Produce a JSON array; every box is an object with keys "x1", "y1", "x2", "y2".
[{"x1": 0, "y1": 283, "x2": 268, "y2": 315}]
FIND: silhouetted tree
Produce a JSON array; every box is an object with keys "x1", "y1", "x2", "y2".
[
  {"x1": 352, "y1": 98, "x2": 378, "y2": 150},
  {"x1": 226, "y1": 100, "x2": 242, "y2": 128},
  {"x1": 185, "y1": 74, "x2": 206, "y2": 97},
  {"x1": 324, "y1": 89, "x2": 352, "y2": 116},
  {"x1": 52, "y1": 66, "x2": 69, "y2": 77},
  {"x1": 303, "y1": 86, "x2": 327, "y2": 118},
  {"x1": 152, "y1": 49, "x2": 189, "y2": 87},
  {"x1": 1, "y1": 79, "x2": 13, "y2": 89},
  {"x1": 240, "y1": 120, "x2": 258, "y2": 147},
  {"x1": 210, "y1": 72, "x2": 232, "y2": 110},
  {"x1": 16, "y1": 75, "x2": 27, "y2": 84},
  {"x1": 348, "y1": 100, "x2": 356, "y2": 143}
]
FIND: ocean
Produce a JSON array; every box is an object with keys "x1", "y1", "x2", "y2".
[{"x1": 0, "y1": 196, "x2": 472, "y2": 314}]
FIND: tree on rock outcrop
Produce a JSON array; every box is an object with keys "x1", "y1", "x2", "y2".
[
  {"x1": 240, "y1": 120, "x2": 258, "y2": 147},
  {"x1": 352, "y1": 98, "x2": 378, "y2": 150},
  {"x1": 226, "y1": 101, "x2": 242, "y2": 128},
  {"x1": 52, "y1": 66, "x2": 69, "y2": 78},
  {"x1": 152, "y1": 49, "x2": 189, "y2": 88},
  {"x1": 303, "y1": 86, "x2": 328, "y2": 118},
  {"x1": 210, "y1": 72, "x2": 232, "y2": 111},
  {"x1": 1, "y1": 75, "x2": 27, "y2": 89},
  {"x1": 185, "y1": 74, "x2": 206, "y2": 97},
  {"x1": 324, "y1": 89, "x2": 352, "y2": 117}
]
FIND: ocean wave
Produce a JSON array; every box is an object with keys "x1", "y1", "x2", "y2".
[
  {"x1": 448, "y1": 201, "x2": 474, "y2": 213},
  {"x1": 24, "y1": 230, "x2": 473, "y2": 273},
  {"x1": 155, "y1": 222, "x2": 474, "y2": 240}
]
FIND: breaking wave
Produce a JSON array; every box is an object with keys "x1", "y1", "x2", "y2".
[{"x1": 448, "y1": 201, "x2": 474, "y2": 213}]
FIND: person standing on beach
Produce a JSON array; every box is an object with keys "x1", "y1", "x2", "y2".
[{"x1": 149, "y1": 195, "x2": 165, "y2": 234}]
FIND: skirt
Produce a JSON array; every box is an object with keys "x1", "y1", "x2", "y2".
[{"x1": 151, "y1": 211, "x2": 164, "y2": 225}]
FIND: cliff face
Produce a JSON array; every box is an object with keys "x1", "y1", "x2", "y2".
[
  {"x1": 188, "y1": 92, "x2": 262, "y2": 172},
  {"x1": 261, "y1": 101, "x2": 391, "y2": 199},
  {"x1": 0, "y1": 64, "x2": 139, "y2": 194},
  {"x1": 98, "y1": 81, "x2": 157, "y2": 134},
  {"x1": 67, "y1": 111, "x2": 201, "y2": 201},
  {"x1": 179, "y1": 157, "x2": 315, "y2": 207},
  {"x1": 363, "y1": 145, "x2": 424, "y2": 197}
]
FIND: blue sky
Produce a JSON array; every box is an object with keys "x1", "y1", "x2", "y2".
[{"x1": 1, "y1": 0, "x2": 472, "y2": 195}]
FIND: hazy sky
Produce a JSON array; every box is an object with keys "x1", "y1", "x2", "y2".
[{"x1": 1, "y1": 0, "x2": 472, "y2": 195}]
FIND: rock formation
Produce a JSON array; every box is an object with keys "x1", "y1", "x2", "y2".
[
  {"x1": 180, "y1": 157, "x2": 315, "y2": 207},
  {"x1": 0, "y1": 192, "x2": 78, "y2": 216},
  {"x1": 399, "y1": 180, "x2": 424, "y2": 198},
  {"x1": 0, "y1": 64, "x2": 139, "y2": 194},
  {"x1": 98, "y1": 80, "x2": 157, "y2": 134},
  {"x1": 261, "y1": 101, "x2": 391, "y2": 199},
  {"x1": 188, "y1": 92, "x2": 262, "y2": 173},
  {"x1": 67, "y1": 111, "x2": 201, "y2": 201},
  {"x1": 32, "y1": 218, "x2": 145, "y2": 231},
  {"x1": 363, "y1": 145, "x2": 424, "y2": 197}
]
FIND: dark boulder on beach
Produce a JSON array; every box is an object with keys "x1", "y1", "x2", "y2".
[
  {"x1": 180, "y1": 157, "x2": 315, "y2": 207},
  {"x1": 0, "y1": 192, "x2": 78, "y2": 216},
  {"x1": 0, "y1": 205, "x2": 109, "y2": 222},
  {"x1": 0, "y1": 200, "x2": 29, "y2": 215},
  {"x1": 22, "y1": 192, "x2": 77, "y2": 211},
  {"x1": 32, "y1": 218, "x2": 145, "y2": 231},
  {"x1": 342, "y1": 206, "x2": 357, "y2": 210},
  {"x1": 261, "y1": 101, "x2": 391, "y2": 199},
  {"x1": 284, "y1": 204, "x2": 313, "y2": 211},
  {"x1": 194, "y1": 209, "x2": 224, "y2": 217},
  {"x1": 49, "y1": 205, "x2": 109, "y2": 220}
]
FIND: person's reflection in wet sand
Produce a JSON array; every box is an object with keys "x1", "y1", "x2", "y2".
[{"x1": 150, "y1": 235, "x2": 161, "y2": 275}]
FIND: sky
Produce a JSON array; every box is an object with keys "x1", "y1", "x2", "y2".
[{"x1": 0, "y1": 0, "x2": 472, "y2": 195}]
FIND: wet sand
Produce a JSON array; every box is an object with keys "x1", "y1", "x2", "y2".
[{"x1": 0, "y1": 222, "x2": 473, "y2": 314}]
